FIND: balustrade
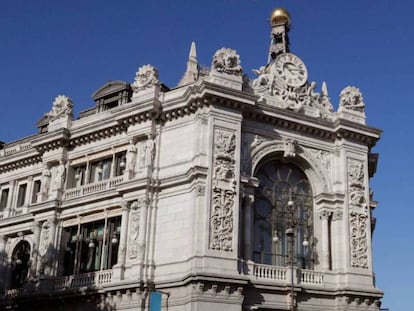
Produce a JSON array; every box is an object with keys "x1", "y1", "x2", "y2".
[
  {"x1": 252, "y1": 263, "x2": 325, "y2": 286},
  {"x1": 54, "y1": 270, "x2": 113, "y2": 290},
  {"x1": 64, "y1": 176, "x2": 124, "y2": 200}
]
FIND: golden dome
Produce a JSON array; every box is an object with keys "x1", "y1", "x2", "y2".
[{"x1": 270, "y1": 8, "x2": 291, "y2": 26}]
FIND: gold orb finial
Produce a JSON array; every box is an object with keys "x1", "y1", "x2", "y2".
[{"x1": 270, "y1": 8, "x2": 291, "y2": 26}]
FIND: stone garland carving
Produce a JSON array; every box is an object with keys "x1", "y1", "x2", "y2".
[
  {"x1": 127, "y1": 200, "x2": 141, "y2": 259},
  {"x1": 339, "y1": 86, "x2": 365, "y2": 113},
  {"x1": 347, "y1": 159, "x2": 368, "y2": 268},
  {"x1": 211, "y1": 48, "x2": 242, "y2": 76},
  {"x1": 132, "y1": 64, "x2": 159, "y2": 93},
  {"x1": 210, "y1": 129, "x2": 236, "y2": 251},
  {"x1": 46, "y1": 95, "x2": 73, "y2": 121},
  {"x1": 251, "y1": 65, "x2": 333, "y2": 113}
]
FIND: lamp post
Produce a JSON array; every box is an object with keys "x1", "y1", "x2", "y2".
[{"x1": 271, "y1": 195, "x2": 311, "y2": 311}]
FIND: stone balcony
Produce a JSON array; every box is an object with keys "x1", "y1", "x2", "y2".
[
  {"x1": 251, "y1": 262, "x2": 328, "y2": 287},
  {"x1": 64, "y1": 175, "x2": 125, "y2": 200},
  {"x1": 54, "y1": 269, "x2": 113, "y2": 290}
]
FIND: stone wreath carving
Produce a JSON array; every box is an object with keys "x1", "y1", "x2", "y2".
[
  {"x1": 46, "y1": 95, "x2": 73, "y2": 120},
  {"x1": 211, "y1": 48, "x2": 242, "y2": 75},
  {"x1": 210, "y1": 129, "x2": 236, "y2": 251},
  {"x1": 132, "y1": 64, "x2": 159, "y2": 93},
  {"x1": 339, "y1": 86, "x2": 365, "y2": 113}
]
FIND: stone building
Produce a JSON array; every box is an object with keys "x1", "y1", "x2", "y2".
[{"x1": 0, "y1": 8, "x2": 383, "y2": 311}]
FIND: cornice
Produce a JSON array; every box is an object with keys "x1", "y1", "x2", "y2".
[{"x1": 31, "y1": 128, "x2": 70, "y2": 153}]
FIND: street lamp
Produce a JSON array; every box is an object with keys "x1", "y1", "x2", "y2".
[{"x1": 271, "y1": 195, "x2": 312, "y2": 311}]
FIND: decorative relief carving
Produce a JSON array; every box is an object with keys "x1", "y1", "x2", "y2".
[
  {"x1": 251, "y1": 63, "x2": 333, "y2": 115},
  {"x1": 126, "y1": 139, "x2": 137, "y2": 172},
  {"x1": 46, "y1": 95, "x2": 73, "y2": 120},
  {"x1": 51, "y1": 161, "x2": 65, "y2": 191},
  {"x1": 210, "y1": 129, "x2": 236, "y2": 251},
  {"x1": 211, "y1": 48, "x2": 242, "y2": 75},
  {"x1": 350, "y1": 211, "x2": 368, "y2": 268},
  {"x1": 127, "y1": 200, "x2": 142, "y2": 259},
  {"x1": 132, "y1": 64, "x2": 159, "y2": 93},
  {"x1": 339, "y1": 86, "x2": 365, "y2": 113},
  {"x1": 39, "y1": 220, "x2": 51, "y2": 257},
  {"x1": 348, "y1": 159, "x2": 366, "y2": 209},
  {"x1": 306, "y1": 148, "x2": 331, "y2": 172},
  {"x1": 348, "y1": 159, "x2": 369, "y2": 268},
  {"x1": 283, "y1": 138, "x2": 296, "y2": 158},
  {"x1": 139, "y1": 136, "x2": 155, "y2": 168}
]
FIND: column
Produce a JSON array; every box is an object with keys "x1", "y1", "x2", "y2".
[
  {"x1": 117, "y1": 201, "x2": 130, "y2": 266},
  {"x1": 243, "y1": 194, "x2": 255, "y2": 260},
  {"x1": 320, "y1": 210, "x2": 332, "y2": 271},
  {"x1": 112, "y1": 201, "x2": 130, "y2": 281},
  {"x1": 30, "y1": 221, "x2": 41, "y2": 279}
]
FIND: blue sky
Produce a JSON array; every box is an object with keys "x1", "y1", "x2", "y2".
[{"x1": 0, "y1": 1, "x2": 411, "y2": 310}]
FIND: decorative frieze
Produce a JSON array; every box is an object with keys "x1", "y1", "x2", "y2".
[{"x1": 210, "y1": 129, "x2": 236, "y2": 251}]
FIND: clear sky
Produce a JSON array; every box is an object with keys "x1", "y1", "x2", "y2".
[{"x1": 0, "y1": 1, "x2": 411, "y2": 310}]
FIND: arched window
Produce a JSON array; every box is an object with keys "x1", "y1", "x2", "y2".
[
  {"x1": 10, "y1": 240, "x2": 31, "y2": 289},
  {"x1": 253, "y1": 160, "x2": 314, "y2": 269}
]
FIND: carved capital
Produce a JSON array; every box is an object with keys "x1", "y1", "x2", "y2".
[{"x1": 319, "y1": 210, "x2": 332, "y2": 220}]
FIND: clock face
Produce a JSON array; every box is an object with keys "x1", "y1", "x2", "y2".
[{"x1": 274, "y1": 53, "x2": 308, "y2": 87}]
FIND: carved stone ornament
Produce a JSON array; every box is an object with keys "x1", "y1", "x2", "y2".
[
  {"x1": 306, "y1": 148, "x2": 331, "y2": 172},
  {"x1": 39, "y1": 220, "x2": 51, "y2": 257},
  {"x1": 339, "y1": 86, "x2": 365, "y2": 113},
  {"x1": 132, "y1": 64, "x2": 159, "y2": 93},
  {"x1": 46, "y1": 95, "x2": 73, "y2": 120},
  {"x1": 251, "y1": 62, "x2": 333, "y2": 114},
  {"x1": 349, "y1": 211, "x2": 369, "y2": 268},
  {"x1": 348, "y1": 159, "x2": 369, "y2": 268},
  {"x1": 211, "y1": 48, "x2": 242, "y2": 76},
  {"x1": 210, "y1": 129, "x2": 236, "y2": 251},
  {"x1": 127, "y1": 200, "x2": 143, "y2": 259},
  {"x1": 348, "y1": 159, "x2": 366, "y2": 209},
  {"x1": 283, "y1": 138, "x2": 296, "y2": 158}
]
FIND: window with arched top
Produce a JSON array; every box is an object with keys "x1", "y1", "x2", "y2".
[
  {"x1": 253, "y1": 160, "x2": 314, "y2": 269},
  {"x1": 10, "y1": 240, "x2": 31, "y2": 289}
]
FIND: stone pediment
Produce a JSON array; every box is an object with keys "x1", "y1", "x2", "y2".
[{"x1": 92, "y1": 80, "x2": 130, "y2": 101}]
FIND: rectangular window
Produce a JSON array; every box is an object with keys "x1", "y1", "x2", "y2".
[
  {"x1": 89, "y1": 158, "x2": 112, "y2": 183},
  {"x1": 114, "y1": 152, "x2": 126, "y2": 177},
  {"x1": 63, "y1": 216, "x2": 121, "y2": 276},
  {"x1": 0, "y1": 189, "x2": 9, "y2": 210},
  {"x1": 16, "y1": 184, "x2": 27, "y2": 207},
  {"x1": 31, "y1": 180, "x2": 41, "y2": 204}
]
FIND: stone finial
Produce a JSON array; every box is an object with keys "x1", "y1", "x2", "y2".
[
  {"x1": 211, "y1": 48, "x2": 242, "y2": 75},
  {"x1": 46, "y1": 95, "x2": 73, "y2": 120},
  {"x1": 178, "y1": 41, "x2": 199, "y2": 86},
  {"x1": 132, "y1": 64, "x2": 159, "y2": 93},
  {"x1": 339, "y1": 86, "x2": 365, "y2": 113}
]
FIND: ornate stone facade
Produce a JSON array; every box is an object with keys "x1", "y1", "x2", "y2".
[{"x1": 0, "y1": 7, "x2": 382, "y2": 311}]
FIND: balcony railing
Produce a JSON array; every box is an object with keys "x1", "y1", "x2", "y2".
[
  {"x1": 64, "y1": 176, "x2": 124, "y2": 200},
  {"x1": 54, "y1": 270, "x2": 113, "y2": 290},
  {"x1": 252, "y1": 262, "x2": 326, "y2": 286}
]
